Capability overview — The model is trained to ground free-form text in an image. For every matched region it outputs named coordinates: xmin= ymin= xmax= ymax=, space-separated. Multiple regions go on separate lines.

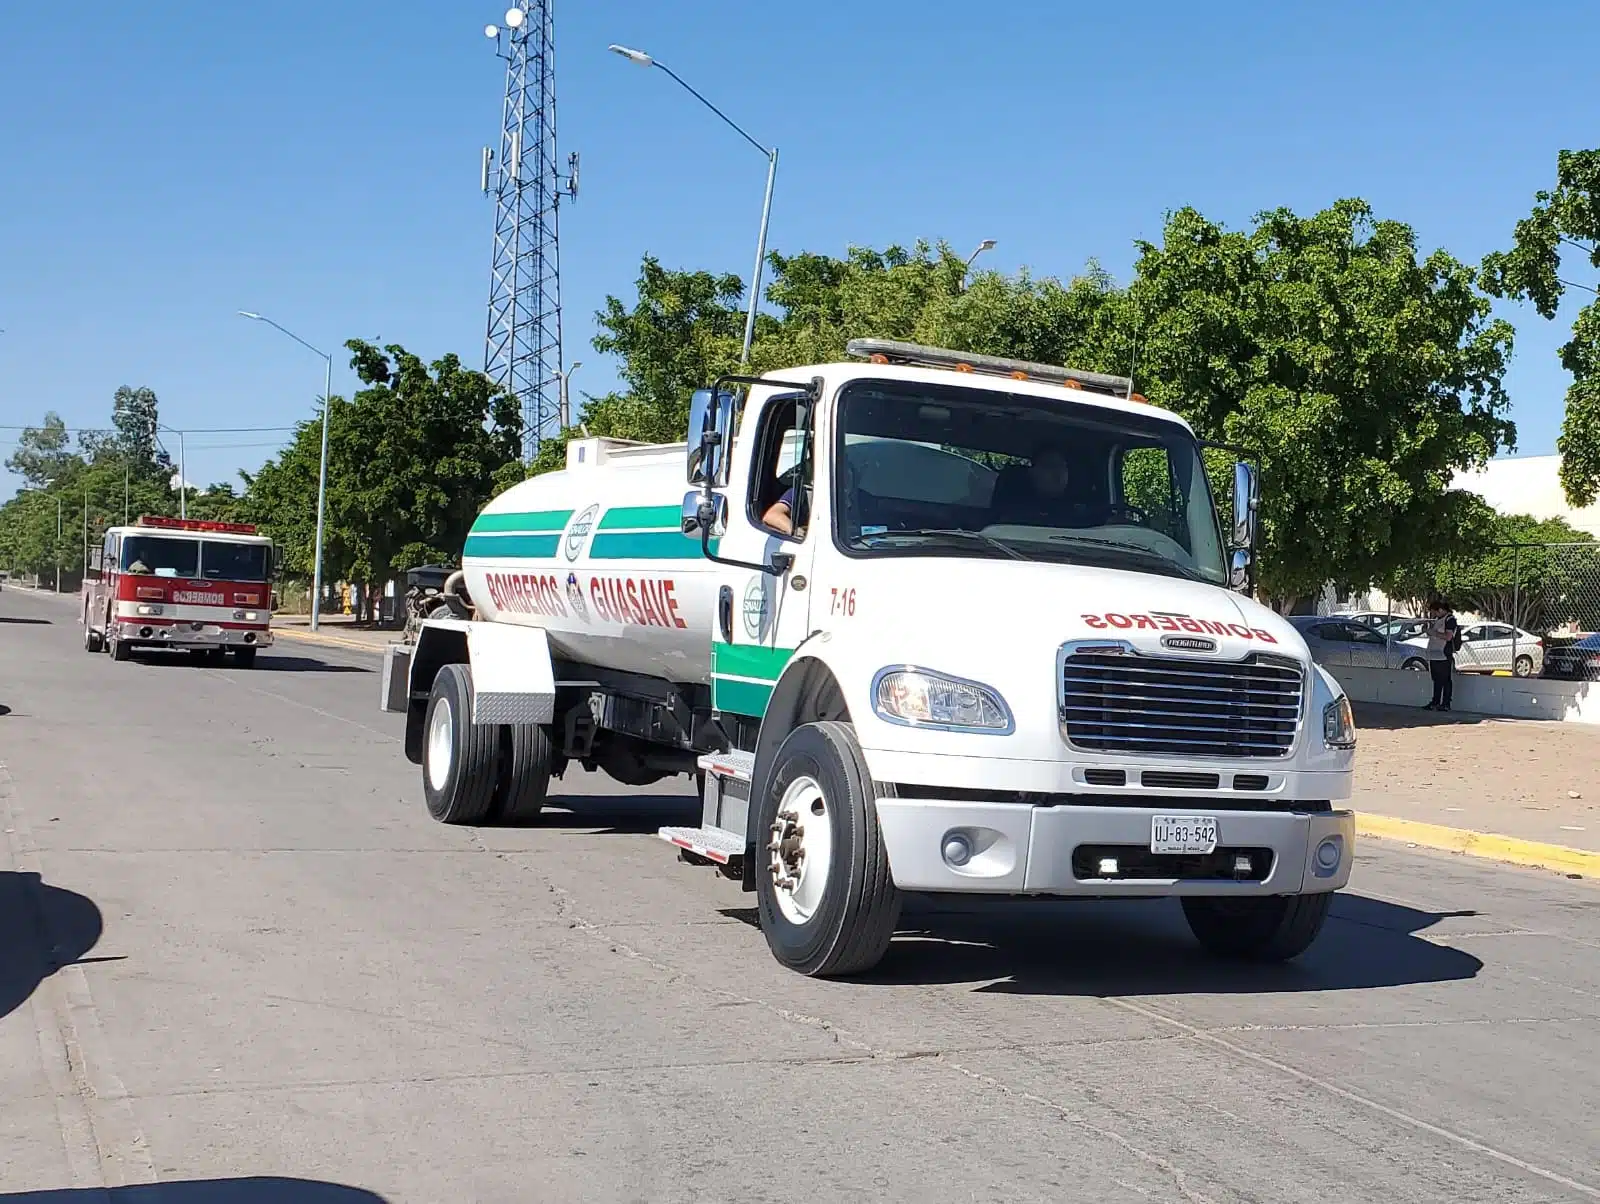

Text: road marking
xmin=1108 ymin=996 xmax=1600 ymax=1199
xmin=1357 ymin=813 xmax=1600 ymax=878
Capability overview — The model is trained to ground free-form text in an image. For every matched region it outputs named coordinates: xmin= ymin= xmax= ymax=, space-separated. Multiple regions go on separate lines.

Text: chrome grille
xmin=1059 ymin=649 xmax=1303 ymax=758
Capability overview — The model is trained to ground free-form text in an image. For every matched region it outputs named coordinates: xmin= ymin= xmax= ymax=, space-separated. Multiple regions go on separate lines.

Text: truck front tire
xmin=1181 ymin=892 xmax=1332 ymax=961
xmin=754 ymin=721 xmax=901 ymax=977
xmin=422 ymin=663 xmax=499 ymax=825
xmin=492 ymin=723 xmax=552 ymax=823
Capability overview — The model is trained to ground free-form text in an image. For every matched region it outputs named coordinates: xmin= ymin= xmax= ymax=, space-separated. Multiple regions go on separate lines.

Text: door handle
xmin=718 ymin=585 xmax=733 ymax=643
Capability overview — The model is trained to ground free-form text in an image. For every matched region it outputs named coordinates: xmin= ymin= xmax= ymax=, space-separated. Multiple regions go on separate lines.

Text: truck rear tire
xmin=84 ymin=620 xmax=102 ymax=654
xmin=421 ymin=663 xmax=499 ymax=825
xmin=492 ymin=723 xmax=552 ymax=823
xmin=1181 ymin=892 xmax=1332 ymax=961
xmin=754 ymin=721 xmax=901 ymax=977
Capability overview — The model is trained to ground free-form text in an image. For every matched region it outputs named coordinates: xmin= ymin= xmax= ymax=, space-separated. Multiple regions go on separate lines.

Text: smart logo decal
xmin=742 ymin=576 xmax=770 ymax=639
xmin=565 ymin=504 xmax=599 ymax=561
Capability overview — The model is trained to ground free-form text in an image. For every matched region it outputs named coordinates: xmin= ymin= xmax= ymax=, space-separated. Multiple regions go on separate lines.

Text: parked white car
xmin=1435 ymin=621 xmax=1543 ymax=677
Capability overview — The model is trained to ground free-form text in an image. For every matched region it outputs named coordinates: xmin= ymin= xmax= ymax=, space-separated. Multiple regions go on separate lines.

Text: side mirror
xmin=686 ymin=389 xmax=735 ymax=488
xmin=1230 ymin=548 xmax=1252 ymax=590
xmin=1231 ymin=460 xmax=1258 ymax=548
xmin=681 ymin=489 xmax=728 ymax=539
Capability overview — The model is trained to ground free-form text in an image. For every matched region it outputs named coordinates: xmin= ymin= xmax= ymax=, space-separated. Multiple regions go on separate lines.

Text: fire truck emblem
xmin=565 ymin=572 xmax=589 ymax=622
xmin=565 ymin=504 xmax=599 ymax=561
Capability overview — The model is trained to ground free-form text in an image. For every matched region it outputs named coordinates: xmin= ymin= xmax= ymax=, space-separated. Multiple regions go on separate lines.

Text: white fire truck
xmin=383 ymin=340 xmax=1357 ymax=976
xmin=82 ymin=515 xmax=277 ymax=665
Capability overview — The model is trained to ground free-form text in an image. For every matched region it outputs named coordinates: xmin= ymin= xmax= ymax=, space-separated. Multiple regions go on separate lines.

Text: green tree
xmin=1480 ymin=148 xmax=1600 ymax=507
xmin=1109 ymin=200 xmax=1516 ymax=604
xmin=240 ymin=343 xmax=522 ymax=603
xmin=5 ymin=413 xmax=79 ymax=488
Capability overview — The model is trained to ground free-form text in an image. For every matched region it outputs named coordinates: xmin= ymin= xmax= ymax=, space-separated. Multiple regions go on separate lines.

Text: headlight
xmin=136 ymin=603 xmax=163 ymax=616
xmin=1323 ymin=696 xmax=1356 ymax=749
xmin=233 ymin=610 xmax=261 ymax=621
xmin=872 ymin=667 xmax=1013 ymax=733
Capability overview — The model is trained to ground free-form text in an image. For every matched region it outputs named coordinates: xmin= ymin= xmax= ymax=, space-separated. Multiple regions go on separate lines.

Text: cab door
xmin=709 ymin=390 xmax=817 ymax=723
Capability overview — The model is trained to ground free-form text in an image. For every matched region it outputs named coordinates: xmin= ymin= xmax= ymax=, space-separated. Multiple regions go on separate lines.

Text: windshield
xmin=201 ymin=541 xmax=270 ymax=581
xmin=833 ymin=380 xmax=1228 ymax=584
xmin=121 ymin=535 xmax=200 ymax=578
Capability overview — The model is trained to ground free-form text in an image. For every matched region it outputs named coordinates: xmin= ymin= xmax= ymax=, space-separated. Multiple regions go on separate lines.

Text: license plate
xmin=1151 ymin=815 xmax=1218 ymax=855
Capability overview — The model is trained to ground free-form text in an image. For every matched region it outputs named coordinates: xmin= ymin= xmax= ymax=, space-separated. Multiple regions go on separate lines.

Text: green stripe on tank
xmin=469 ymin=509 xmax=574 ymax=534
xmin=713 ymin=677 xmax=775 ymax=716
xmin=589 ymin=531 xmax=705 ymax=560
xmin=711 ymin=641 xmax=795 ymax=682
xmin=597 ymin=504 xmax=682 ymax=531
xmin=462 ymin=533 xmax=561 ymax=558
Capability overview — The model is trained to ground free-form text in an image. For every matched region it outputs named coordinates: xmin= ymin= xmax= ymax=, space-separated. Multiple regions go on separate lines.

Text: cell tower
xmin=482 ymin=3 xmax=578 ymax=462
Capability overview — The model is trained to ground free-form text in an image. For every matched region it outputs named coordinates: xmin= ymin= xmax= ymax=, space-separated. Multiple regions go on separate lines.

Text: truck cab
xmin=389 ymin=339 xmax=1356 ymax=977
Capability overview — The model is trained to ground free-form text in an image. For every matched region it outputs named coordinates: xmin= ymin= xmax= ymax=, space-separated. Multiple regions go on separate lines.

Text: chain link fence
xmin=1424 ymin=541 xmax=1600 ymax=678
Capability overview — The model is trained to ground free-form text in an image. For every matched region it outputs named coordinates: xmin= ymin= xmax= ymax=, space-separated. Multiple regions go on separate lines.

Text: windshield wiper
xmin=858 ymin=528 xmax=1031 ymax=562
xmin=1041 ymin=532 xmax=1207 ymax=581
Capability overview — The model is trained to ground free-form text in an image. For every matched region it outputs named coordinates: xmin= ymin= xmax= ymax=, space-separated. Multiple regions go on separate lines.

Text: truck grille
xmin=1059 ymin=649 xmax=1303 ymax=758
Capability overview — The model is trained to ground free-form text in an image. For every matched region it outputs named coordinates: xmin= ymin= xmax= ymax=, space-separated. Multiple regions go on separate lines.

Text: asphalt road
xmin=2 ymin=586 xmax=1597 ymax=1204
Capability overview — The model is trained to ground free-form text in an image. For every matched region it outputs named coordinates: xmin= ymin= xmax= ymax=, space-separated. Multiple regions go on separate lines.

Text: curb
xmin=271 ymin=626 xmax=388 ymax=655
xmin=1357 ymin=813 xmax=1598 ymax=878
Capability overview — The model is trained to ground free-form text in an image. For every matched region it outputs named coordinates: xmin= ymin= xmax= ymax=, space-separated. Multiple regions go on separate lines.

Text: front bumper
xmin=875 ymin=798 xmax=1354 ymax=896
xmin=114 ymin=621 xmax=273 ymax=649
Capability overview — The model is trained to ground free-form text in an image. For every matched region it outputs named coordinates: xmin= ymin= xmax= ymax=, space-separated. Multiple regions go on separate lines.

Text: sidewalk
xmin=1352 ymin=703 xmax=1599 ymax=875
xmin=270 ymin=611 xmax=397 ymax=653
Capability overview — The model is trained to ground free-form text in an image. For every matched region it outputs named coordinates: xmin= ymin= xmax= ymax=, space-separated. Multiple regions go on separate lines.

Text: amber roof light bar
xmin=845 ymin=338 xmax=1134 ymax=399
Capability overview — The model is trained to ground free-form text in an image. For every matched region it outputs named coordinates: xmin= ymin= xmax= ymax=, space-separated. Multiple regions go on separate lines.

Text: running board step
xmin=697 ymin=750 xmax=754 ymax=782
xmin=659 ymin=825 xmax=746 ymax=865
xmin=697 ymin=749 xmax=752 ymax=784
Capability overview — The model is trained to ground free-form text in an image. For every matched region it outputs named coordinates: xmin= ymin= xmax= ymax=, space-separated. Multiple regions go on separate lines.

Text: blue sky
xmin=2 ymin=0 xmax=1597 ymax=500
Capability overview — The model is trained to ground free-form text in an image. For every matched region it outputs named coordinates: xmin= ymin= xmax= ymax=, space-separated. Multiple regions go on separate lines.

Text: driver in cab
xmin=990 ymin=444 xmax=1084 ymax=527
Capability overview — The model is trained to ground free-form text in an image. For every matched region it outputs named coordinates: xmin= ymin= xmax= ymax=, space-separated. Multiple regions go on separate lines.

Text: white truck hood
xmin=824 ymin=556 xmax=1301 ymax=663
xmin=814 ymin=556 xmax=1325 ymax=770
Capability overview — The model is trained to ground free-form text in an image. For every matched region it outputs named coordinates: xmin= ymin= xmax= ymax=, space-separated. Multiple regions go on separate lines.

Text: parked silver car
xmin=1295 ymin=615 xmax=1544 ymax=676
xmin=1289 ymin=616 xmax=1412 ymax=670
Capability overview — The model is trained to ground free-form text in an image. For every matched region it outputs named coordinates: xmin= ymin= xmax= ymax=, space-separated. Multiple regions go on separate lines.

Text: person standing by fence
xmin=1423 ymin=597 xmax=1460 ymax=712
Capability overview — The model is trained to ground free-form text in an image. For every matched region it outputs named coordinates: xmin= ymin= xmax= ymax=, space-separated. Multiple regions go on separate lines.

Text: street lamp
xmin=155 ymin=424 xmax=188 ymax=518
xmin=965 ymin=238 xmax=997 ymax=271
xmin=608 ymin=43 xmax=777 ymax=367
xmin=239 ymin=310 xmax=334 ymax=633
xmin=558 ymin=360 xmax=582 ymax=428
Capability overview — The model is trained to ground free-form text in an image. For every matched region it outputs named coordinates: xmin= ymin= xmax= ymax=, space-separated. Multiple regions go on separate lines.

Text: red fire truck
xmin=81 ymin=515 xmax=277 ymax=666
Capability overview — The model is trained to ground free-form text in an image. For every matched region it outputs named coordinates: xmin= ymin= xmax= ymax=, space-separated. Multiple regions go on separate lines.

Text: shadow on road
xmin=723 ymin=892 xmax=1483 ymax=995
xmin=116 ymin=652 xmax=368 ymax=674
xmin=1352 ymin=702 xmax=1497 ymax=729
xmin=500 ymin=788 xmax=699 ymax=834
xmin=0 ymin=704 xmax=11 ymax=716
xmin=256 ymin=655 xmax=370 ymax=674
xmin=0 ymin=871 xmax=103 ymax=1020
xmin=0 ymin=1179 xmax=387 ymax=1202
xmin=0 ymin=616 xmax=51 ymax=625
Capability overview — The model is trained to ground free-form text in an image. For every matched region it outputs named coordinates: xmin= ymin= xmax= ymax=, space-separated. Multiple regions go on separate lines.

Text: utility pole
xmin=124 ymin=464 xmax=129 ymax=525
xmin=483 ymin=3 xmax=577 ymax=463
xmin=55 ymin=495 xmax=61 ymax=593
xmin=83 ymin=487 xmax=88 ymax=583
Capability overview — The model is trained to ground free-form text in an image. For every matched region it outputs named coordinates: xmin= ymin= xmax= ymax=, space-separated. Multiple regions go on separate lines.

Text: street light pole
xmin=962 ymin=239 xmax=997 ymax=290
xmin=608 ymin=44 xmax=776 ymax=366
xmin=240 ymin=311 xmax=335 ymax=632
xmin=559 ymin=360 xmax=582 ymax=428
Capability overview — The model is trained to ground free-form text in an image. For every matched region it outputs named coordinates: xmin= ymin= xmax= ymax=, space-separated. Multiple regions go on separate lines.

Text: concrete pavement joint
xmin=1104 ymin=994 xmax=1600 ymax=1198
xmin=1 ymin=761 xmax=156 ymax=1189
